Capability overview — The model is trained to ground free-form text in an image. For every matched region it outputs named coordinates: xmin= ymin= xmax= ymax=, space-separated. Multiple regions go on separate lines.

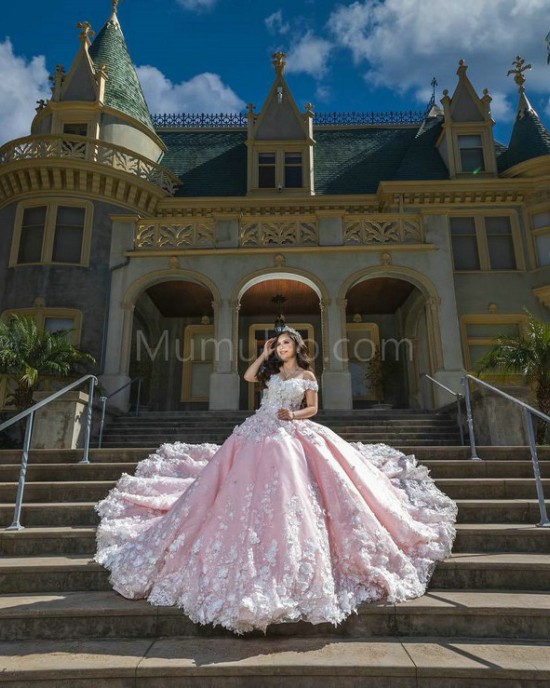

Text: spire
xmin=500 ymin=55 xmax=550 ymax=170
xmin=88 ymin=2 xmax=155 ymax=132
xmin=507 ymin=55 xmax=534 ymax=117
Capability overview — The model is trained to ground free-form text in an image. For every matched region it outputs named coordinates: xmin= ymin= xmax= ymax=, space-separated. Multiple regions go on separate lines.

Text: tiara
xmin=280 ymin=325 xmax=301 ymax=337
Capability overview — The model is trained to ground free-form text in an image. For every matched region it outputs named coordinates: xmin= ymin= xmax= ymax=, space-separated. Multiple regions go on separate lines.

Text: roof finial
xmin=112 ymin=0 xmax=120 ymax=14
xmin=428 ymin=77 xmax=438 ymax=108
xmin=507 ymin=55 xmax=532 ymax=92
xmin=545 ymin=29 xmax=550 ymax=64
xmin=76 ymin=21 xmax=95 ymax=46
xmin=272 ymin=51 xmax=286 ymax=77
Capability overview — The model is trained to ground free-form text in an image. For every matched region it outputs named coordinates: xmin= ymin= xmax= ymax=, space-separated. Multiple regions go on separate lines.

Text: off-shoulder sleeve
xmin=302 ymin=378 xmax=319 ymax=392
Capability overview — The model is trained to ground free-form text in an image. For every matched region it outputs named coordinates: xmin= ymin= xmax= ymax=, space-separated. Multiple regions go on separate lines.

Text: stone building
xmin=1 ymin=4 xmax=550 ymax=413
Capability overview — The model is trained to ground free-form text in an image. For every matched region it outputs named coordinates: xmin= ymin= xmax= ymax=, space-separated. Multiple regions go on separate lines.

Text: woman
xmin=95 ymin=326 xmax=457 ymax=635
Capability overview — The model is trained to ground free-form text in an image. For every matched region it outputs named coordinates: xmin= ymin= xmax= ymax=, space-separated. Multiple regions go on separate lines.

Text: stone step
xmin=0 ymin=527 xmax=97 ymax=556
xmin=1 ymin=460 xmax=549 ymax=483
xmin=1 ymin=446 xmax=549 ymax=465
xmin=2 ymin=524 xmax=548 ymax=558
xmin=1 ymin=553 xmax=548 ymax=595
xmin=1 ymin=477 xmax=548 ymax=504
xmin=2 ymin=499 xmax=549 ymax=529
xmin=106 ymin=417 xmax=457 ymax=430
xmin=0 ymin=590 xmax=548 ymax=642
xmin=1 ymin=636 xmax=548 ymax=687
xmin=99 ymin=439 xmax=463 ymax=449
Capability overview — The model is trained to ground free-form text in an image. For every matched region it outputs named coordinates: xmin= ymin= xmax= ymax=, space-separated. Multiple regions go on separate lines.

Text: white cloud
xmin=0 ymin=39 xmax=50 ymax=145
xmin=176 ymin=0 xmax=217 ymax=10
xmin=487 ymin=91 xmax=514 ymax=121
xmin=285 ymin=31 xmax=333 ymax=77
xmin=328 ymin=0 xmax=550 ymax=108
xmin=136 ymin=65 xmax=245 ymax=114
xmin=265 ymin=10 xmax=290 ymax=35
xmin=315 ymin=84 xmax=331 ymax=103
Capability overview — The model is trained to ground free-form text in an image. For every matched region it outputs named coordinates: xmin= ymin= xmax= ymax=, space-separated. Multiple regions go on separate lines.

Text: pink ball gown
xmin=94 ymin=374 xmax=457 ymax=635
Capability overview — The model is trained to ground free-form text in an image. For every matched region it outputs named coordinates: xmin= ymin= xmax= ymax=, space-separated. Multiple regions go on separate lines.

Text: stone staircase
xmin=0 ymin=445 xmax=549 ymax=686
xmin=97 ymin=409 xmax=463 ymax=447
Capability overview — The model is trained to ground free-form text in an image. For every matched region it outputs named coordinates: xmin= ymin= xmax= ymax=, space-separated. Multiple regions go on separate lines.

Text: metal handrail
xmin=462 ymin=373 xmax=549 ymax=528
xmin=0 ymin=374 xmax=98 ymax=531
xmin=421 ymin=373 xmax=464 ymax=446
xmin=97 ymin=377 xmax=142 ymax=449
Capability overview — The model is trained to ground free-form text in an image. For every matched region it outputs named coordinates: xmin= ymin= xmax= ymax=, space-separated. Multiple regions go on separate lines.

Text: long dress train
xmin=94 ymin=375 xmax=457 ymax=635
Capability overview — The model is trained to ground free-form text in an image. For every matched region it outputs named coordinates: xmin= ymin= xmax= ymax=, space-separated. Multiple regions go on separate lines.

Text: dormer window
xmin=63 ymin=122 xmax=89 ymax=137
xmin=258 ymin=152 xmax=276 ymax=188
xmin=458 ymin=135 xmax=485 ymax=172
xmin=284 ymin=152 xmax=303 ymax=188
xmin=256 ymin=151 xmax=305 ymax=190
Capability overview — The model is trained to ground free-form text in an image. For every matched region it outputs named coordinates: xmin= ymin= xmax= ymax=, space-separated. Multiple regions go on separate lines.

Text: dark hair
xmin=257 ymin=327 xmax=312 ymax=388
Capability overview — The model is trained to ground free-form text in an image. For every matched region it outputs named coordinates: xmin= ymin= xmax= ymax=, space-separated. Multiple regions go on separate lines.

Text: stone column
xmin=209 ymin=297 xmax=240 ymax=409
xmin=424 ymin=295 xmax=463 ymax=407
xmin=320 ymin=297 xmax=353 ymax=409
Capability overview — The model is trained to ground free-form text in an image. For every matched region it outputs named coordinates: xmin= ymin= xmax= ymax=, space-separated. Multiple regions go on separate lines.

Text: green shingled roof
xmin=160 ymin=131 xmax=248 ymax=196
xmin=158 ymin=122 xmax=450 ymax=197
xmin=392 ymin=116 xmax=449 ymax=181
xmin=89 ymin=15 xmax=154 ymax=132
xmin=497 ymin=106 xmax=550 ymax=172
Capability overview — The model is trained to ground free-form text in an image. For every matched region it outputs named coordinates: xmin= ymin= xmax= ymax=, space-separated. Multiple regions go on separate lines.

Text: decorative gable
xmin=437 ymin=60 xmax=497 ymax=178
xmin=246 ymin=52 xmax=314 ymax=196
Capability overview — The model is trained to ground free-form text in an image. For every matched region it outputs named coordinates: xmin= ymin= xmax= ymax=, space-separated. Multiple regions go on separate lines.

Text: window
xmin=449 ymin=215 xmax=520 ymax=271
xmin=52 ymin=207 xmax=86 ymax=263
xmin=485 ymin=216 xmax=516 ymax=269
xmin=284 ymin=152 xmax=303 ymax=188
xmin=17 ymin=206 xmax=46 ymax=264
xmin=531 ymin=211 xmax=550 ymax=267
xmin=458 ymin=135 xmax=485 ymax=173
xmin=1 ymin=308 xmax=82 ymax=346
xmin=450 ymin=217 xmax=480 ymax=270
xmin=256 ymin=150 xmax=305 ymax=190
xmin=461 ymin=316 xmax=525 ymax=371
xmin=10 ymin=201 xmax=92 ymax=267
xmin=258 ymin=153 xmax=276 ymax=188
xmin=63 ymin=122 xmax=88 ymax=137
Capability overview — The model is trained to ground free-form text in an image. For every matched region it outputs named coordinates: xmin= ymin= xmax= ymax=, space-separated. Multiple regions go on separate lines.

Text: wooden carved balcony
xmin=0 ymin=134 xmax=180 ymax=196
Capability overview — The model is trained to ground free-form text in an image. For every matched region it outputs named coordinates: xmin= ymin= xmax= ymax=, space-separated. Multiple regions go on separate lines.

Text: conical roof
xmin=88 ymin=10 xmax=154 ymax=132
xmin=499 ymin=92 xmax=550 ymax=171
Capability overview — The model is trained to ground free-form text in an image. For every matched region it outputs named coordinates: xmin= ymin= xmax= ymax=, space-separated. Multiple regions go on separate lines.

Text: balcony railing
xmin=133 ymin=214 xmax=428 ymax=250
xmin=150 ymin=110 xmax=426 ymax=128
xmin=343 ymin=215 xmax=424 ymax=244
xmin=0 ymin=135 xmax=180 ymax=196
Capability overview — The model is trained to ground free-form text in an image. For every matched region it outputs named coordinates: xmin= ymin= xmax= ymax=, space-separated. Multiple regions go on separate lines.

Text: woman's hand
xmin=262 ymin=337 xmax=277 ymax=360
xmin=277 ymin=408 xmax=294 ymax=421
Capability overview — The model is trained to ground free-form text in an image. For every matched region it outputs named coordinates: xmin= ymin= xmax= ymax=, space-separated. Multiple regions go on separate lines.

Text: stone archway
xmin=103 ymin=268 xmax=221 ymax=411
xmin=234 ymin=270 xmax=327 ymax=409
xmin=339 ymin=267 xmax=443 ymax=409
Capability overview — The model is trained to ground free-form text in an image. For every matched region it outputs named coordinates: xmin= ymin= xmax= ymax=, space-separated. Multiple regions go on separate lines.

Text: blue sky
xmin=1 ymin=0 xmax=550 ymax=145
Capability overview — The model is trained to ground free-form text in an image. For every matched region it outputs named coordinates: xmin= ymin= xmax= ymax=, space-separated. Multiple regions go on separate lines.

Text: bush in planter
xmin=477 ymin=310 xmax=550 ymax=443
xmin=0 ymin=315 xmax=96 ymax=411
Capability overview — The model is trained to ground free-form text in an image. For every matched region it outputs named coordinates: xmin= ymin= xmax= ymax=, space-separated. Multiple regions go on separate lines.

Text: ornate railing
xmin=314 ymin=110 xmax=425 ymax=126
xmin=152 ymin=113 xmax=248 ymax=128
xmin=240 ymin=220 xmax=318 ymax=247
xmin=151 ymin=110 xmax=426 ymax=129
xmin=343 ymin=215 xmax=424 ymax=244
xmin=133 ymin=216 xmax=426 ymax=250
xmin=135 ymin=220 xmax=215 ymax=249
xmin=0 ymin=135 xmax=180 ymax=195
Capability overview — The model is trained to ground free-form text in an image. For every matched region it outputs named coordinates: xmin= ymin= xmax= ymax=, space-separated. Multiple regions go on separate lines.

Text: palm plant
xmin=477 ymin=310 xmax=550 ymax=442
xmin=0 ymin=315 xmax=95 ymax=410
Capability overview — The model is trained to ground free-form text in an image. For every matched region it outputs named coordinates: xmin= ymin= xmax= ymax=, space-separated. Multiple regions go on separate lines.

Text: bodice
xmin=258 ymin=374 xmax=319 ymax=415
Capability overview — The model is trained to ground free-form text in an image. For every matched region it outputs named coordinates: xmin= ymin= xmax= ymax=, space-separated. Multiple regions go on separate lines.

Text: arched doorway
xmin=344 ymin=276 xmax=434 ymax=409
xmin=129 ymin=279 xmax=215 ymax=410
xmin=237 ymin=276 xmax=324 ymax=409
